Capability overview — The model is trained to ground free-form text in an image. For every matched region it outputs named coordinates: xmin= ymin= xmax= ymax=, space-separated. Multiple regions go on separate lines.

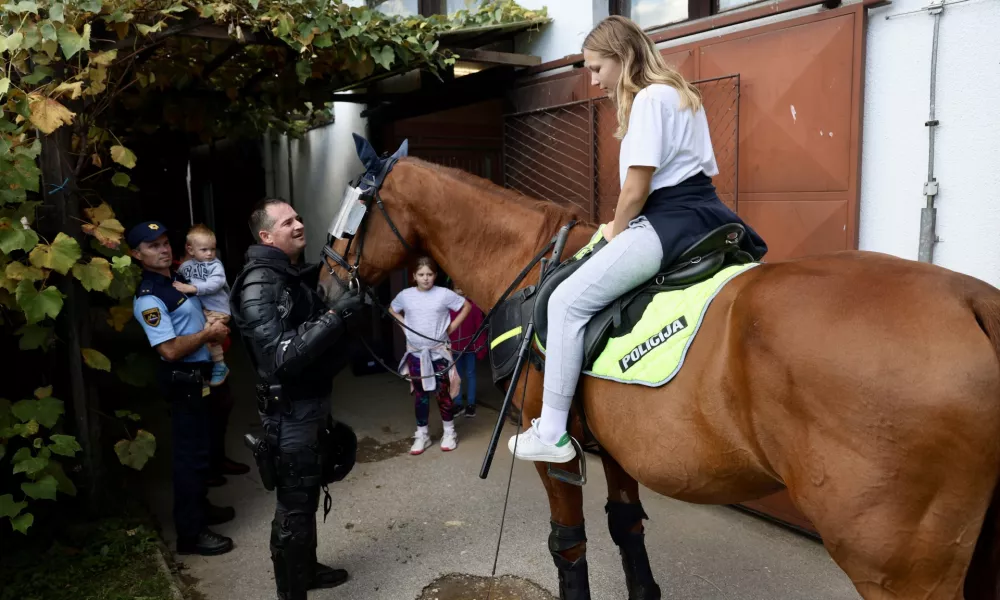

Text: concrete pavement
xmin=142 ymin=349 xmax=860 ymax=600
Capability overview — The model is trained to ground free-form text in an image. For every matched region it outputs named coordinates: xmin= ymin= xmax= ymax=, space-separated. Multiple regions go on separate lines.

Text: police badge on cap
xmin=126 ymin=221 xmax=168 ymax=248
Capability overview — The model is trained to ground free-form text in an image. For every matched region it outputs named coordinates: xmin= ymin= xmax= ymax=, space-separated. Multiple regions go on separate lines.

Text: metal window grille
xmin=503 ymin=74 xmax=740 ymax=222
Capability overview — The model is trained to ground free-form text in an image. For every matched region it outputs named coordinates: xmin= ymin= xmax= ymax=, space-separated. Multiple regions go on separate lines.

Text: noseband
xmin=321 ymin=155 xmax=414 ymax=294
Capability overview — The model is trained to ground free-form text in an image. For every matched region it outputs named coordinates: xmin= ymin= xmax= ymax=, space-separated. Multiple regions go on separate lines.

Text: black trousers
xmin=260 ymin=396 xmax=329 ymax=599
xmin=208 ymin=379 xmax=235 ymax=476
xmin=158 ymin=362 xmax=213 ymax=541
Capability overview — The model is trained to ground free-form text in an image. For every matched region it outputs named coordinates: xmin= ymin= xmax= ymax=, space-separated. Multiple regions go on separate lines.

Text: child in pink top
xmin=448 ymin=286 xmax=486 ymax=418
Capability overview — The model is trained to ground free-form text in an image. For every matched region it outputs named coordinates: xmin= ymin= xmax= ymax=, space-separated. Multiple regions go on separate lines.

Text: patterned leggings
xmin=407 ymin=356 xmax=454 ymax=427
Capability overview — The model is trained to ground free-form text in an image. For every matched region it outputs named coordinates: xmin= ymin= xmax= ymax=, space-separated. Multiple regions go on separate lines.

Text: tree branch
xmin=201 ymin=43 xmax=244 ymax=79
xmin=108 ymin=18 xmax=213 ymax=52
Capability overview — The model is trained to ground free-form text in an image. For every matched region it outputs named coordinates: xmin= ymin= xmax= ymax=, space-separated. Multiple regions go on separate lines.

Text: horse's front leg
xmin=519 ymin=365 xmax=591 ymax=600
xmin=534 ymin=459 xmax=591 ymax=600
xmin=603 ymin=456 xmax=661 ymax=600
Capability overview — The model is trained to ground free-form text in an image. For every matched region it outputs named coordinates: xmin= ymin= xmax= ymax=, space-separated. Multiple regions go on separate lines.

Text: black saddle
xmin=532 ymin=223 xmax=753 ymax=370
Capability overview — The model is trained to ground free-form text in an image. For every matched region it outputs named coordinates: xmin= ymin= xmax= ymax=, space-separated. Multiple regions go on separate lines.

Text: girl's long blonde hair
xmin=583 ymin=15 xmax=702 ymax=139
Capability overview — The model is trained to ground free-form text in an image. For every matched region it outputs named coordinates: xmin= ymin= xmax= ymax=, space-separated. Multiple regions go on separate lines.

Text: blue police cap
xmin=126 ymin=221 xmax=168 ymax=248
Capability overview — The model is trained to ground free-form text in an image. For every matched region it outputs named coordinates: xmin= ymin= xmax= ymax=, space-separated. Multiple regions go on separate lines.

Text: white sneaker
xmin=410 ymin=430 xmax=432 ymax=455
xmin=440 ymin=428 xmax=458 ymax=452
xmin=508 ymin=419 xmax=577 ymax=463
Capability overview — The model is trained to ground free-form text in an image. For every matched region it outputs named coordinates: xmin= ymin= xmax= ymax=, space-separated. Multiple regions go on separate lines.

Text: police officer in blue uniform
xmin=129 ymin=221 xmax=235 ymax=556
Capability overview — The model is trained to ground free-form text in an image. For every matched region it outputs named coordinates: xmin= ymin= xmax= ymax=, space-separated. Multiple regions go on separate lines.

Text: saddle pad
xmin=584 ymin=263 xmax=758 ymax=386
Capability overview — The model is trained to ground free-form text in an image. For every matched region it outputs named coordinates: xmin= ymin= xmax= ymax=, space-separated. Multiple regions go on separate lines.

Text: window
xmin=364 ymin=0 xmax=454 ymax=16
xmin=611 ymin=0 xmax=765 ymax=29
xmin=367 ymin=0 xmax=419 ymax=17
xmin=716 ymin=0 xmax=763 ymax=10
xmin=615 ymin=0 xmax=689 ymax=28
xmin=446 ymin=0 xmax=478 ymax=15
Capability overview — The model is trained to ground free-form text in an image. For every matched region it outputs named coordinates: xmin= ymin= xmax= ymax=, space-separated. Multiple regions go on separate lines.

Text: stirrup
xmin=546 ymin=437 xmax=587 ymax=486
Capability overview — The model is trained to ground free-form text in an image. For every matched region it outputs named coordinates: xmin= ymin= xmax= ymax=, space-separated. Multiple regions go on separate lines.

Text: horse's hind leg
xmin=535 ymin=460 xmax=591 ymax=600
xmin=789 ymin=455 xmax=996 ymax=599
xmin=603 ymin=455 xmax=662 ymax=600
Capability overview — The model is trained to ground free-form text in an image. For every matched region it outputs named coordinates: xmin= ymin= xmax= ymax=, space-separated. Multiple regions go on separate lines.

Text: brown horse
xmin=320 ymin=157 xmax=1000 ymax=600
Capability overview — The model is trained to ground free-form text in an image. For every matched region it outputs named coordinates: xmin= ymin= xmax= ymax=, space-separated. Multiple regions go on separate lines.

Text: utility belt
xmin=242 ymin=424 xmax=330 ymax=492
xmin=255 ymin=382 xmax=284 ymax=414
xmin=244 ymin=401 xmax=357 ymax=499
xmin=254 ymin=380 xmax=327 ymax=414
xmin=158 ymin=362 xmax=212 ymax=388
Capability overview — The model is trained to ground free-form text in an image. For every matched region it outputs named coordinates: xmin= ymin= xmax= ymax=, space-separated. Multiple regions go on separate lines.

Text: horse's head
xmin=319 ymin=134 xmax=418 ymax=302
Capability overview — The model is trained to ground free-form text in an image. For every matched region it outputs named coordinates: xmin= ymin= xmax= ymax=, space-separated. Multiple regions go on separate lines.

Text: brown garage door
xmin=504 ymin=2 xmax=869 ymax=535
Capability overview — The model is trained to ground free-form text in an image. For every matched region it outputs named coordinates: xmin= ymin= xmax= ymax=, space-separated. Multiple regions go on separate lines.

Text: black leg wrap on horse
xmin=606 ymin=502 xmax=661 ymax=600
xmin=549 ymin=521 xmax=591 ymax=600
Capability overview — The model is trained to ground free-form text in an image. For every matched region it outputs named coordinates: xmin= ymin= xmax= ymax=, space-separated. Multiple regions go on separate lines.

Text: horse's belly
xmin=581 ymin=378 xmax=781 ymax=505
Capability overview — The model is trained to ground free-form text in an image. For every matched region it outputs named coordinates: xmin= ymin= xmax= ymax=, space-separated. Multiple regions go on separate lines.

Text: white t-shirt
xmin=619 ymin=84 xmax=719 ymax=191
xmin=390 ymin=286 xmax=466 ymax=359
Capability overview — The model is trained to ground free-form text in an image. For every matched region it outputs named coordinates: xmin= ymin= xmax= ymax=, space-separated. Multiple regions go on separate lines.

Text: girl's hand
xmin=173 ymin=281 xmax=197 ymax=295
xmin=602 ymin=221 xmax=615 ymax=242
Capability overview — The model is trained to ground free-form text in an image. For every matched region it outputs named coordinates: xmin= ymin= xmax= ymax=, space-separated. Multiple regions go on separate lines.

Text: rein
xmin=320 ymin=158 xmax=576 ymax=382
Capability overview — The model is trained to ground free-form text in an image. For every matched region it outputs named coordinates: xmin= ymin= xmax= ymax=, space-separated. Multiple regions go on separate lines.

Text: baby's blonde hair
xmin=186 ymin=223 xmax=216 ymax=246
xmin=583 ymin=16 xmax=703 ymax=139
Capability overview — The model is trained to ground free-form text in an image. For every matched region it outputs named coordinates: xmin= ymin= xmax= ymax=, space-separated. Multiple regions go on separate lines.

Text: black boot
xmin=177 ymin=529 xmax=234 ymax=556
xmin=219 ymin=457 xmax=251 ymax=475
xmin=607 ymin=502 xmax=660 ymax=600
xmin=310 ymin=562 xmax=349 ymax=589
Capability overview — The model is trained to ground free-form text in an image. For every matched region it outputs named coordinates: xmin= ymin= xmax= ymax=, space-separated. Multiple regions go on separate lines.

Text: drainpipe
xmin=917 ymin=0 xmax=945 ymax=263
xmin=286 ymin=135 xmax=295 ymax=208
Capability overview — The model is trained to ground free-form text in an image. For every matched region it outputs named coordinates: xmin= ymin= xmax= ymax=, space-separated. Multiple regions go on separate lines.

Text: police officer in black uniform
xmin=129 ymin=221 xmax=235 ymax=556
xmin=230 ymin=199 xmax=363 ymax=600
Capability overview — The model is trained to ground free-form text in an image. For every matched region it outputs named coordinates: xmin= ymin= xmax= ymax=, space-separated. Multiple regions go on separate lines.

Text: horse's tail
xmin=965 ymin=293 xmax=1000 ymax=599
xmin=967 ymin=483 xmax=1000 ymax=598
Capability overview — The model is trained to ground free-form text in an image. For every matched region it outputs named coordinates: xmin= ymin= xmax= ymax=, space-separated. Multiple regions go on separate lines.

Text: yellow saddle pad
xmin=584 ymin=263 xmax=758 ymax=386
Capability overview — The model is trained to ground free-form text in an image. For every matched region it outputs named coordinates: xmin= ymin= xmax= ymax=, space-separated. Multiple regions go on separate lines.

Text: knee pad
xmin=272 ymin=506 xmax=317 ymax=549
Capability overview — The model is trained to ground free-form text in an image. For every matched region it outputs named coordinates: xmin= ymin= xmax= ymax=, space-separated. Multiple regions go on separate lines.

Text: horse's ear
xmin=352 ymin=133 xmax=381 ymax=174
xmin=390 ymin=139 xmax=409 ymax=161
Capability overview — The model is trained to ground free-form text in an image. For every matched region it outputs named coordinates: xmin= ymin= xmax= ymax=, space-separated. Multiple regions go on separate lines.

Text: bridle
xmin=319 ymin=155 xmax=578 ymax=379
xmin=320 ymin=155 xmax=410 ymax=295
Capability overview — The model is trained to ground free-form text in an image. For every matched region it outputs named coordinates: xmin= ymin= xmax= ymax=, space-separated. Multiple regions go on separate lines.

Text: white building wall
xmin=263 ymin=102 xmax=368 ymax=260
xmin=516 ymin=0 xmax=1000 ymax=288
xmin=860 ymin=0 xmax=1000 ymax=287
xmin=263 ymin=1 xmax=1000 ymax=288
xmin=514 ymin=0 xmax=610 ymax=63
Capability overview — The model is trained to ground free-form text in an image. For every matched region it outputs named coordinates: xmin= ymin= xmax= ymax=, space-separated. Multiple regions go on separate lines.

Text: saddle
xmin=489 ymin=223 xmax=754 ymax=385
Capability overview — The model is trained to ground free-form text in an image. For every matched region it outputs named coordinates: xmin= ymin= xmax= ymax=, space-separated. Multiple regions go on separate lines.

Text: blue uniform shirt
xmin=133 ymin=269 xmax=211 ymax=363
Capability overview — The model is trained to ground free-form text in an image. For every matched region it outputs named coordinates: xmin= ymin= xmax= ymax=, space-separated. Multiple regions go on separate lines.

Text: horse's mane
xmin=401 ymin=157 xmax=592 ymax=228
